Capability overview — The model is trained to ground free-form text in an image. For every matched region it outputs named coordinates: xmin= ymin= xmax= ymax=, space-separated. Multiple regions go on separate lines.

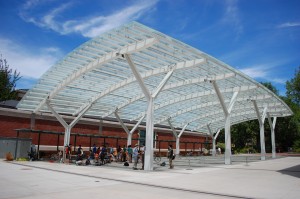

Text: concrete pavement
xmin=0 ymin=156 xmax=299 ymax=199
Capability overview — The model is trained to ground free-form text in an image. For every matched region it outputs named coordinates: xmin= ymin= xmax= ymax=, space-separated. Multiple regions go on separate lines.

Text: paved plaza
xmin=0 ymin=155 xmax=299 ymax=199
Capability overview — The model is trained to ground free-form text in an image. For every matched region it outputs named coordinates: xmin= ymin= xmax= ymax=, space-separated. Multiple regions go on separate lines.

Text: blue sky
xmin=1 ymin=0 xmax=299 ymax=96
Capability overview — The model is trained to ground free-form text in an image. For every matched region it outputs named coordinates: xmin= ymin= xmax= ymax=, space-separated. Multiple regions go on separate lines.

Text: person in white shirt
xmin=132 ymin=144 xmax=139 ymax=170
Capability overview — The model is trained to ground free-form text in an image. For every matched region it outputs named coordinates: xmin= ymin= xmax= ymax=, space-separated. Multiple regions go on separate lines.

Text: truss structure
xmin=17 ymin=22 xmax=293 ymax=170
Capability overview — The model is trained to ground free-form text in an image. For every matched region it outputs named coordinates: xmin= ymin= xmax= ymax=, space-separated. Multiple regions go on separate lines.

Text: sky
xmin=1 ymin=0 xmax=299 ymax=96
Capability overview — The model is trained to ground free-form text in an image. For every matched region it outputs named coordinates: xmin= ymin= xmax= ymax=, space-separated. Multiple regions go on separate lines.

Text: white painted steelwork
xmin=17 ymin=22 xmax=293 ymax=168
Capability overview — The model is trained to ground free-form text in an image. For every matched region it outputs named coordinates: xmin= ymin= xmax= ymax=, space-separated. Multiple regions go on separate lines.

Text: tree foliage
xmin=216 ymin=76 xmax=300 ymax=153
xmin=262 ymin=81 xmax=279 ymax=95
xmin=0 ymin=56 xmax=21 ymax=101
xmin=286 ymin=66 xmax=300 ymax=106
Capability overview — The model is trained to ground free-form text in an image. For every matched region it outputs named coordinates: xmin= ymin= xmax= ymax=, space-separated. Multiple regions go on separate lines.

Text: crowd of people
xmin=63 ymin=143 xmax=146 ymax=169
xmin=60 ymin=143 xmax=178 ymax=170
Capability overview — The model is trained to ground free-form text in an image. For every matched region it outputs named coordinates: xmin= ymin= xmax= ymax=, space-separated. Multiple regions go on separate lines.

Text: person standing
xmin=132 ymin=144 xmax=139 ymax=170
xmin=92 ymin=144 xmax=97 ymax=155
xmin=100 ymin=145 xmax=107 ymax=165
xmin=140 ymin=144 xmax=145 ymax=170
xmin=117 ymin=145 xmax=122 ymax=162
xmin=168 ymin=144 xmax=174 ymax=169
xmin=217 ymin=147 xmax=221 ymax=155
xmin=65 ymin=144 xmax=72 ymax=162
xmin=127 ymin=145 xmax=133 ymax=163
xmin=77 ymin=145 xmax=83 ymax=161
xmin=122 ymin=145 xmax=127 ymax=162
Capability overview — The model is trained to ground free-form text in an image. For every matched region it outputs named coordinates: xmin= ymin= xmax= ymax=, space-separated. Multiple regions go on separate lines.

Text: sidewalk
xmin=0 ymin=156 xmax=299 ymax=199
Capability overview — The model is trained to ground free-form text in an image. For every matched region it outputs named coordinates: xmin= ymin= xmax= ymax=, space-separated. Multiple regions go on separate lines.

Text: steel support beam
xmin=267 ymin=113 xmax=277 ymax=158
xmin=211 ymin=81 xmax=238 ymax=164
xmin=126 ymin=54 xmax=153 ymax=170
xmin=167 ymin=119 xmax=178 ymax=138
xmin=125 ymin=54 xmax=174 ymax=171
xmin=253 ymin=101 xmax=267 ymax=160
xmin=152 ymin=69 xmax=174 ymax=98
xmin=224 ymin=115 xmax=231 ymax=164
xmin=175 ymin=123 xmax=189 ymax=155
xmin=207 ymin=124 xmax=218 ymax=157
xmin=125 ymin=54 xmax=151 ymax=100
xmin=114 ymin=110 xmax=130 ymax=134
xmin=144 ymin=97 xmax=154 ymax=170
xmin=69 ymin=103 xmax=93 ymax=128
xmin=211 ymin=81 xmax=229 ymax=116
xmin=34 ymin=38 xmax=157 ymax=113
xmin=207 ymin=124 xmax=215 ymax=156
xmin=46 ymin=99 xmax=92 ymax=163
xmin=46 ymin=100 xmax=68 ymax=129
xmin=127 ymin=115 xmax=146 ymax=146
xmin=168 ymin=119 xmax=188 ymax=155
xmin=78 ymin=59 xmax=205 ymax=117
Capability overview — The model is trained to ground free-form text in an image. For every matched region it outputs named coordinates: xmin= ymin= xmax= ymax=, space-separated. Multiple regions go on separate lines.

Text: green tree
xmin=282 ymin=67 xmax=300 ymax=151
xmin=286 ymin=66 xmax=300 ymax=106
xmin=217 ymin=80 xmax=300 ymax=153
xmin=262 ymin=81 xmax=279 ymax=95
xmin=276 ymin=97 xmax=300 ymax=151
xmin=0 ymin=56 xmax=21 ymax=101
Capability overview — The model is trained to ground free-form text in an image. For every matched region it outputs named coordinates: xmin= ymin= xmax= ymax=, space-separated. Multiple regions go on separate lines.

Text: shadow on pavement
xmin=278 ymin=164 xmax=300 ymax=178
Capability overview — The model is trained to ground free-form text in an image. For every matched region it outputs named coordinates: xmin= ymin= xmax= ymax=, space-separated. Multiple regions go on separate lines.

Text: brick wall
xmin=0 ymin=115 xmax=208 ymax=151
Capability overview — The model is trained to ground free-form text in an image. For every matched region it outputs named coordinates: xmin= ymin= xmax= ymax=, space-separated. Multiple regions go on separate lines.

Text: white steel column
xmin=168 ymin=120 xmax=188 ymax=155
xmin=46 ymin=99 xmax=93 ymax=162
xmin=115 ymin=110 xmax=146 ymax=146
xmin=168 ymin=119 xmax=178 ymax=138
xmin=214 ymin=129 xmax=221 ymax=155
xmin=224 ymin=115 xmax=231 ymax=163
xmin=125 ymin=54 xmax=174 ymax=171
xmin=267 ymin=113 xmax=277 ymax=158
xmin=211 ymin=80 xmax=238 ymax=165
xmin=207 ymin=125 xmax=220 ymax=157
xmin=46 ymin=101 xmax=69 ymax=162
xmin=145 ymin=97 xmax=154 ymax=170
xmin=177 ymin=123 xmax=188 ymax=155
xmin=207 ymin=124 xmax=216 ymax=156
xmin=129 ymin=115 xmax=146 ymax=146
xmin=253 ymin=101 xmax=267 ymax=160
xmin=114 ymin=110 xmax=130 ymax=134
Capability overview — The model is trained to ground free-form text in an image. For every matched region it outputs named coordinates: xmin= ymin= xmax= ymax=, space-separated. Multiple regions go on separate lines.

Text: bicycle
xmin=50 ymin=151 xmax=62 ymax=162
xmin=154 ymin=152 xmax=161 ymax=163
xmin=186 ymin=151 xmax=193 ymax=157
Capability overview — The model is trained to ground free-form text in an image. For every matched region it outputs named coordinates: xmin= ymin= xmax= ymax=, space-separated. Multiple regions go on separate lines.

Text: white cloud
xmin=240 ymin=65 xmax=268 ymax=79
xmin=240 ymin=64 xmax=288 ymax=85
xmin=22 ymin=0 xmax=40 ymax=10
xmin=277 ymin=22 xmax=300 ymax=28
xmin=222 ymin=0 xmax=243 ymax=39
xmin=0 ymin=38 xmax=62 ymax=79
xmin=19 ymin=0 xmax=159 ymax=38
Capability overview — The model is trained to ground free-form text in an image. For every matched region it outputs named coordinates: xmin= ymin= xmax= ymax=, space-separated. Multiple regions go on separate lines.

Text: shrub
xmin=5 ymin=152 xmax=14 ymax=161
xmin=216 ymin=142 xmax=225 ymax=152
xmin=293 ymin=140 xmax=300 ymax=152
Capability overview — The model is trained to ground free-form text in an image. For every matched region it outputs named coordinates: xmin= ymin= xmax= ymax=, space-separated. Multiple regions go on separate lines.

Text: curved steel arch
xmin=17 ymin=21 xmax=293 ymax=139
xmin=33 ymin=37 xmax=158 ymax=113
xmin=194 ymin=107 xmax=289 ymax=133
xmin=131 ymin=85 xmax=258 ymax=121
xmin=73 ymin=58 xmax=205 ymax=116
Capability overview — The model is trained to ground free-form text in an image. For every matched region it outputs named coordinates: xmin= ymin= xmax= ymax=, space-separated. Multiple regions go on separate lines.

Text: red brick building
xmin=0 ymin=105 xmax=208 ymax=155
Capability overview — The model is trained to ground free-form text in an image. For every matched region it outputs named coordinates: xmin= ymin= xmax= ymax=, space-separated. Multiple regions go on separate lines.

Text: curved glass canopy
xmin=17 ymin=22 xmax=293 ymax=135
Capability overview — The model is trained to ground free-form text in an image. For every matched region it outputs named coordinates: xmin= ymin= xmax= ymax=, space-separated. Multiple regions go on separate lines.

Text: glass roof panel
xmin=17 ymin=22 xmax=293 ymax=135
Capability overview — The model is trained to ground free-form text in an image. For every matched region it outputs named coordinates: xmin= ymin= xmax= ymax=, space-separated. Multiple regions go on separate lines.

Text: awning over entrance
xmin=17 ymin=22 xmax=292 ymax=133
xmin=17 ymin=22 xmax=293 ymax=169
